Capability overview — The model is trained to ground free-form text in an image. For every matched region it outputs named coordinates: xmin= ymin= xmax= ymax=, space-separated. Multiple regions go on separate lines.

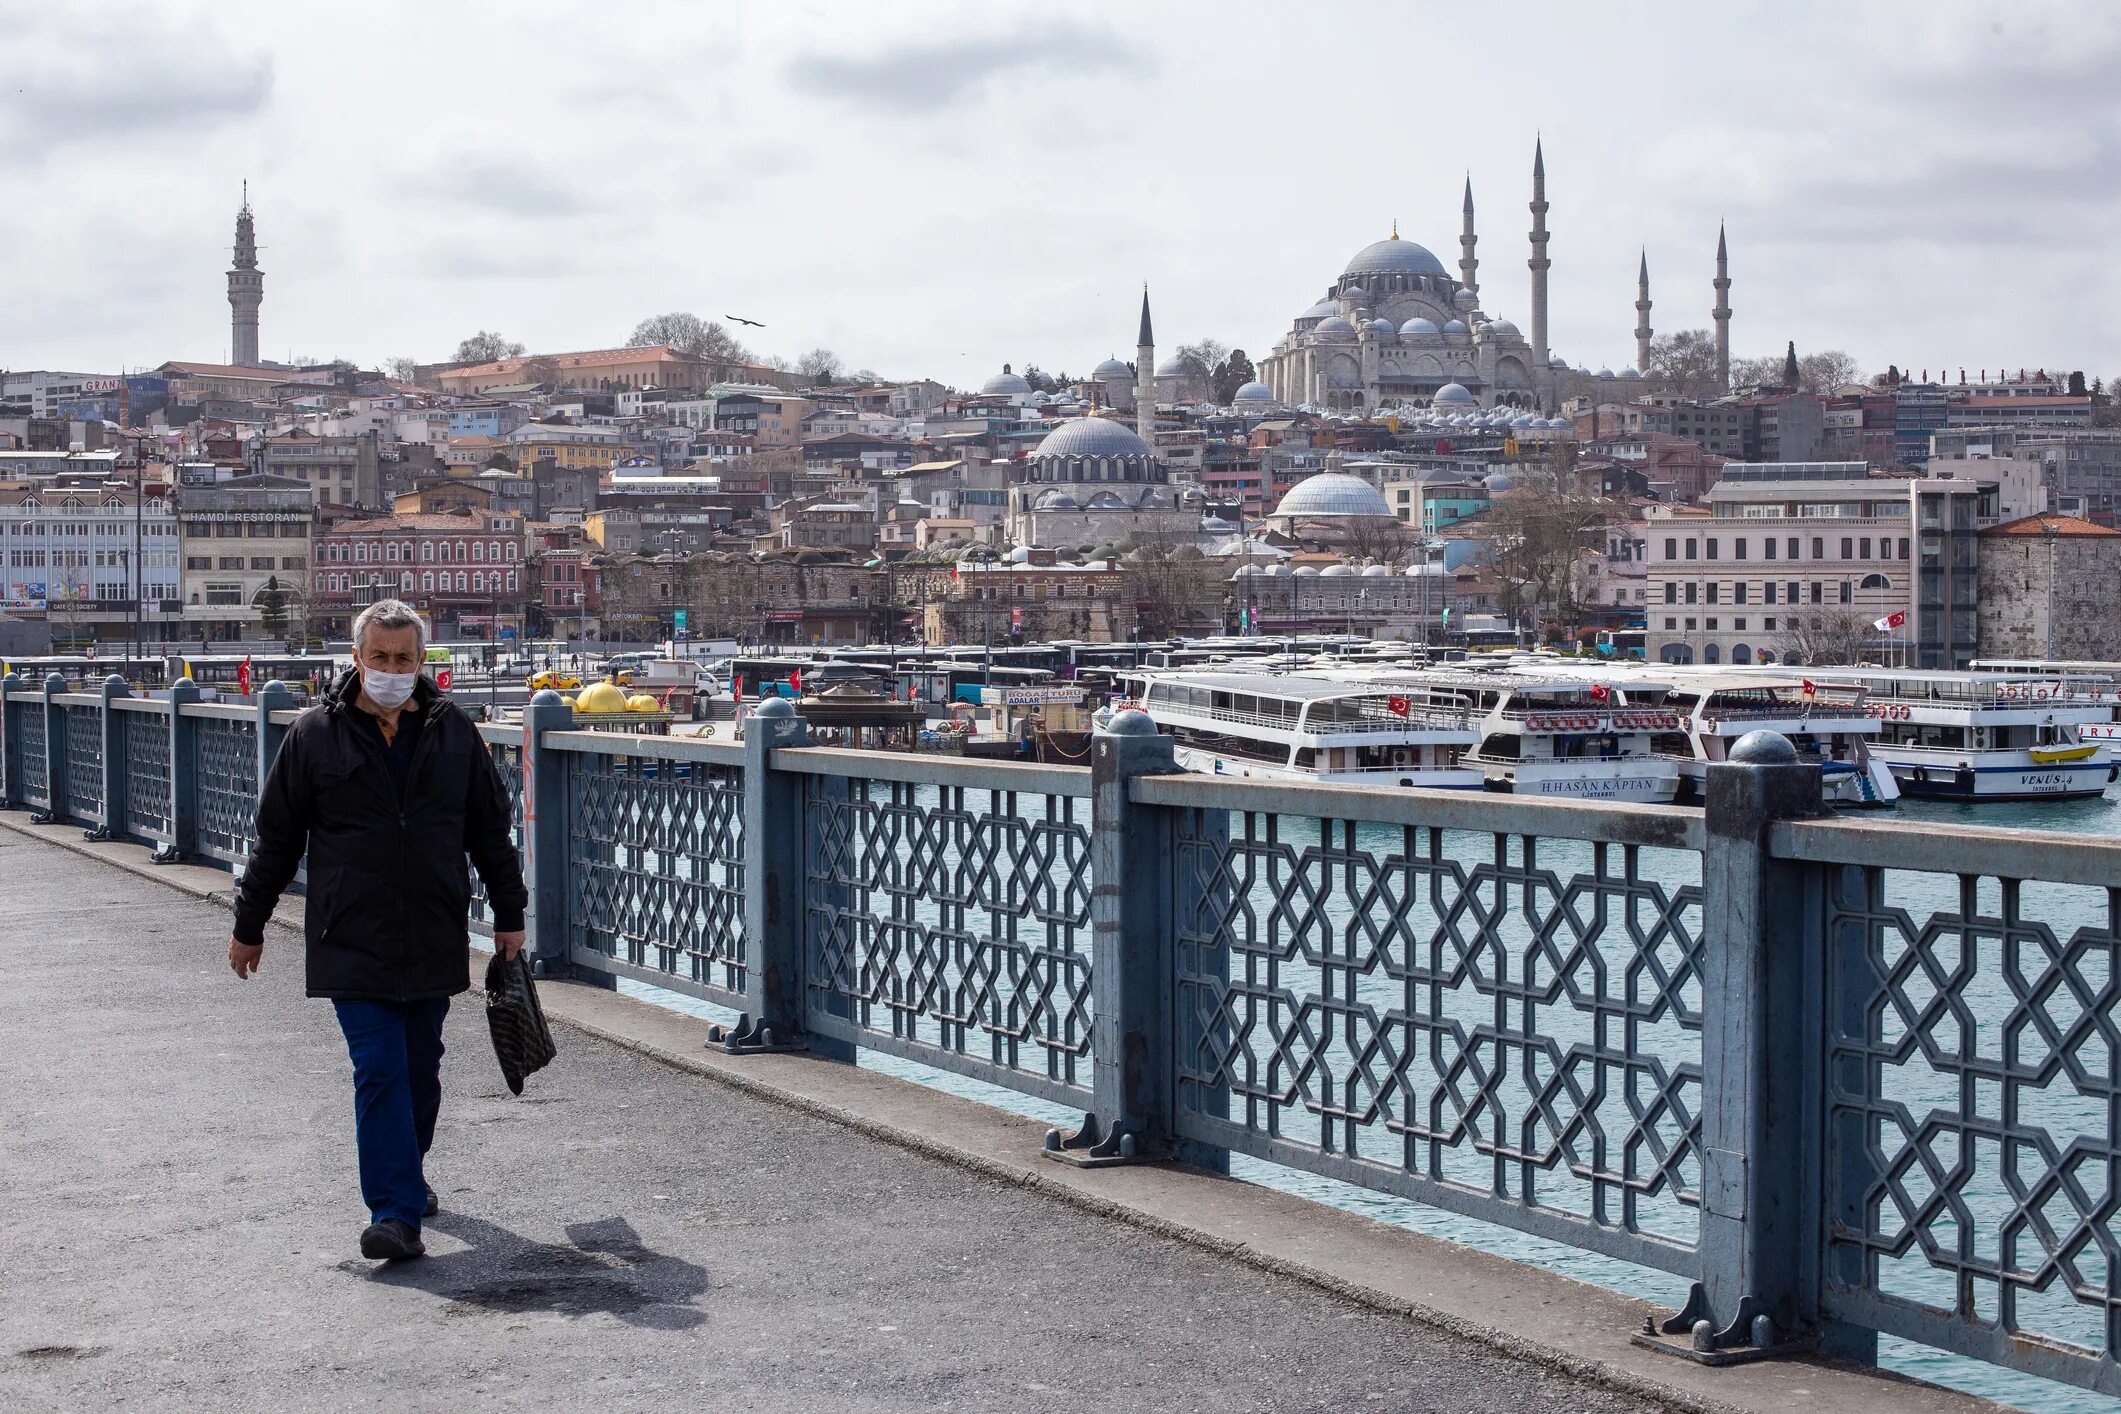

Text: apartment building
xmin=178 ymin=474 xmax=315 ymax=641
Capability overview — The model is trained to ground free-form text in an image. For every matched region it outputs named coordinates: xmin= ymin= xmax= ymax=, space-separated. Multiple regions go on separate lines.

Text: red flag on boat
xmin=237 ymin=654 xmax=252 ymax=695
xmin=1386 ymin=695 xmax=1410 ymax=717
xmin=1587 ymin=683 xmax=1610 ymax=701
xmin=1801 ymin=678 xmax=1817 ymax=698
xmin=789 ymin=668 xmax=803 ymax=694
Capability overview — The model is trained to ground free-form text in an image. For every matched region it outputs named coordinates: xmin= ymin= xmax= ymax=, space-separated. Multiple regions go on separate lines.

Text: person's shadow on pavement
xmin=360 ymin=1212 xmax=708 ymax=1330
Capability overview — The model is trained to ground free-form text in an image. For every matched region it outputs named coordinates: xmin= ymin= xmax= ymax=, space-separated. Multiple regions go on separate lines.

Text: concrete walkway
xmin=0 ymin=826 xmax=1661 ymax=1413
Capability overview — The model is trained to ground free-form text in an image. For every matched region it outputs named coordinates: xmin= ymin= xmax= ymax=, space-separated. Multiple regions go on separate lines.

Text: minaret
xmin=227 ymin=183 xmax=263 ymax=367
xmin=1712 ymin=222 xmax=1732 ymax=391
xmin=1634 ymin=249 xmax=1653 ymax=372
xmin=1458 ymin=175 xmax=1479 ymax=299
xmin=1134 ymin=285 xmax=1156 ymax=443
xmin=1527 ymin=139 xmax=1550 ymax=394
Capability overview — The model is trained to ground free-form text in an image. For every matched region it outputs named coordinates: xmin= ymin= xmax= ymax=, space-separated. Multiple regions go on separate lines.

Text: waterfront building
xmin=309 ymin=510 xmax=526 ymax=638
xmin=1976 ymin=513 xmax=2121 ymax=662
xmin=0 ymin=480 xmax=180 ymax=643
xmin=177 ymin=474 xmax=314 ymax=642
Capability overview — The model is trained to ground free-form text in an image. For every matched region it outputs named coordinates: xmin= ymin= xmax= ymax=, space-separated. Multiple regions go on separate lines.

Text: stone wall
xmin=1978 ymin=533 xmax=2121 ymax=660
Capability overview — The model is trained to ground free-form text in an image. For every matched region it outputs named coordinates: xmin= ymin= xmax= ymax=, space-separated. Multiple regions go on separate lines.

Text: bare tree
xmin=1338 ymin=515 xmax=1414 ymax=564
xmin=1728 ymin=354 xmax=1786 ymax=390
xmin=382 ymin=356 xmax=420 ymax=383
xmin=795 ymin=349 xmax=846 ymax=386
xmin=626 ymin=313 xmax=753 ymax=378
xmin=1176 ymin=338 xmax=1229 ymax=375
xmin=518 ymin=356 xmax=563 ymax=390
xmin=1479 ymin=440 xmax=1615 ymax=637
xmin=1124 ymin=541 xmax=1224 ymax=638
xmin=1774 ymin=609 xmax=1878 ymax=666
xmin=1644 ymin=329 xmax=1726 ymax=399
xmin=454 ymin=331 xmax=525 ymax=364
xmin=1797 ymin=350 xmax=1861 ymax=395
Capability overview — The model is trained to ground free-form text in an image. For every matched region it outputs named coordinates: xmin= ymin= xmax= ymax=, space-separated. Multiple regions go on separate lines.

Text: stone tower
xmin=228 ymin=184 xmax=263 ymax=367
xmin=1527 ymin=140 xmax=1550 ymax=401
xmin=1712 ymin=222 xmax=1732 ymax=391
xmin=1135 ymin=286 xmax=1156 ymax=443
xmin=1458 ymin=175 xmax=1479 ymax=300
xmin=1634 ymin=249 xmax=1653 ymax=373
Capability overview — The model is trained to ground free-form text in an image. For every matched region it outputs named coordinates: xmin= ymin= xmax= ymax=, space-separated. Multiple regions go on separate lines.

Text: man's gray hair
xmin=351 ymin=598 xmax=429 ymax=655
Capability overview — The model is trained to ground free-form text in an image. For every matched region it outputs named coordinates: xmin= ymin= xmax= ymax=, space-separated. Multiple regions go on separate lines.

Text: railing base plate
xmin=1630 ymin=1330 xmax=1817 ymax=1367
xmin=1633 ymin=1286 xmax=1817 ymax=1366
xmin=705 ymin=1014 xmax=809 ymax=1056
xmin=1042 ymin=1113 xmax=1158 ymax=1168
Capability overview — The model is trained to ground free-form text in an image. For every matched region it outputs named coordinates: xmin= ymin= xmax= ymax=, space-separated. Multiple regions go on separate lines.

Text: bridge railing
xmin=6 ymin=677 xmax=2120 ymax=1399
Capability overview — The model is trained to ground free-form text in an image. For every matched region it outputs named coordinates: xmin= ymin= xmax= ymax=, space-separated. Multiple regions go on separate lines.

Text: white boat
xmin=1126 ymin=671 xmax=1484 ymax=788
xmin=1797 ymin=668 xmax=2116 ymax=801
xmin=1395 ymin=670 xmax=1684 ymax=804
xmin=1633 ymin=673 xmax=1900 ymax=807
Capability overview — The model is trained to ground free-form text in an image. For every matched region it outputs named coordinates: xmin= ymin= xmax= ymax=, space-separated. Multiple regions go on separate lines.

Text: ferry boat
xmin=1796 ymin=668 xmax=2116 ymax=800
xmin=1127 ymin=671 xmax=1485 ymax=788
xmin=1398 ymin=671 xmax=1684 ymax=804
xmin=1969 ymin=660 xmax=2121 ymax=745
xmin=1626 ymin=672 xmax=1899 ymax=807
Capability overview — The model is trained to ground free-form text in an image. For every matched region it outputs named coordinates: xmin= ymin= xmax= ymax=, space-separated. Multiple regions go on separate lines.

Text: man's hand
xmin=229 ymin=936 xmax=263 ymax=979
xmin=495 ymin=929 xmax=526 ymax=962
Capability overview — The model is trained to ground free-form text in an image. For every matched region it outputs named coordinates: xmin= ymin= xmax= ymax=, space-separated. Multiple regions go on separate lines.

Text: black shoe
xmin=360 ymin=1219 xmax=425 ymax=1261
xmin=424 ymin=1185 xmax=439 ymax=1218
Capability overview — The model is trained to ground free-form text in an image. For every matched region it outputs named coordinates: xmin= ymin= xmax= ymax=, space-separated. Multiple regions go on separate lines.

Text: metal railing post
xmin=162 ymin=677 xmax=200 ymax=864
xmin=255 ymin=679 xmax=295 ymax=787
xmin=0 ymin=671 xmax=21 ymax=808
xmin=729 ymin=697 xmax=826 ymax=1054
xmin=90 ymin=673 xmax=128 ymax=841
xmin=1049 ymin=707 xmax=1187 ymax=1166
xmin=1659 ymin=728 xmax=1833 ymax=1358
xmin=519 ymin=688 xmax=584 ymax=981
xmin=35 ymin=673 xmax=65 ymax=824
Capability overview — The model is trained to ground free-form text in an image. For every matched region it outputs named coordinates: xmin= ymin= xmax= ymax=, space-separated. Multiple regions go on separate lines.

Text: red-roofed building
xmin=1978 ymin=512 xmax=2121 ymax=660
xmin=310 ymin=510 xmax=528 ymax=638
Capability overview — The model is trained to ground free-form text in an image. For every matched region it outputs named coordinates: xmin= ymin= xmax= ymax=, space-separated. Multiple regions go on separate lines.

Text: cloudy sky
xmin=4 ymin=1 xmax=2116 ymax=386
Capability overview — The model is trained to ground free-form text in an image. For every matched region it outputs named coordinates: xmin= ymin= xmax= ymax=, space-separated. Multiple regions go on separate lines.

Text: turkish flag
xmin=789 ymin=668 xmax=803 ymax=694
xmin=1587 ymin=683 xmax=1611 ymax=701
xmin=1801 ymin=678 xmax=1817 ymax=697
xmin=435 ymin=666 xmax=452 ymax=691
xmin=237 ymin=655 xmax=252 ymax=695
xmin=1386 ymin=695 xmax=1410 ymax=717
xmin=1873 ymin=610 xmax=1907 ymax=631
xmin=733 ymin=674 xmax=745 ymax=702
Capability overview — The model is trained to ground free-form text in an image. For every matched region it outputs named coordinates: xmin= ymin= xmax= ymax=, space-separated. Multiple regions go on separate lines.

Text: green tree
xmin=2068 ymin=370 xmax=2089 ymax=397
xmin=1782 ymin=341 xmax=1801 ymax=390
xmin=1211 ymin=349 xmax=1257 ymax=404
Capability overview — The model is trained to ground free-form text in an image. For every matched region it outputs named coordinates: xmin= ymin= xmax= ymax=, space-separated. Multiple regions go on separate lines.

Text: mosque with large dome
xmin=1251 ymin=141 xmax=1719 ymax=416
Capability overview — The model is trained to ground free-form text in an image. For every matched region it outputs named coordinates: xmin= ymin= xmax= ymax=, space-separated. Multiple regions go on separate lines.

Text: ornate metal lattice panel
xmin=122 ymin=712 xmax=172 ymax=842
xmin=17 ymin=703 xmax=48 ymax=809
xmin=468 ymin=740 xmax=524 ymax=928
xmin=1823 ymin=863 xmax=2121 ymax=1393
xmin=804 ymin=776 xmax=1093 ymax=1102
xmin=61 ymin=706 xmax=102 ymax=822
xmin=568 ymin=752 xmax=746 ymax=1004
xmin=195 ymin=718 xmax=259 ymax=866
xmin=1172 ymin=810 xmax=1705 ymax=1273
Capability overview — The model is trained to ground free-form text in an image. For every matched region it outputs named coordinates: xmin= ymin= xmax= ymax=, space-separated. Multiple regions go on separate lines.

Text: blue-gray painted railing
xmin=5 ymin=684 xmax=2120 ymax=1399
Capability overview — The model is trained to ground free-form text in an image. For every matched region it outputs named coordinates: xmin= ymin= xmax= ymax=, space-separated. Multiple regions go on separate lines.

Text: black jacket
xmin=233 ymin=670 xmax=528 ymax=1002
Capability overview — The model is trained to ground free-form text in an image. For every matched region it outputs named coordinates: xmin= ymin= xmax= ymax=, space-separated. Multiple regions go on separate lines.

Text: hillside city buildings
xmin=5 ymin=188 xmax=2120 ymax=667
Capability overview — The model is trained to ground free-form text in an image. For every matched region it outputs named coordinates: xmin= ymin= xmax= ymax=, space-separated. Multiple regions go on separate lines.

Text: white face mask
xmin=362 ymin=669 xmax=418 ymax=711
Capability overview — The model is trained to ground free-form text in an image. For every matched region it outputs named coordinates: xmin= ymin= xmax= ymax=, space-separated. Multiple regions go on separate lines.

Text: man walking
xmin=228 ymin=599 xmax=527 ymax=1262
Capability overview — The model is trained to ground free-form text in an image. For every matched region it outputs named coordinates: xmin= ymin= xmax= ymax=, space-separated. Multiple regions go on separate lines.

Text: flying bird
xmin=725 ymin=315 xmax=764 ymax=328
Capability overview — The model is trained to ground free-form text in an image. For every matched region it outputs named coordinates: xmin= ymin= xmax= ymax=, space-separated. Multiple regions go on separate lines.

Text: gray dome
xmin=982 ymin=369 xmax=1032 ymax=396
xmin=1274 ymin=472 xmax=1393 ymax=520
xmin=1156 ymin=352 xmax=1209 ymax=378
xmin=1320 ymin=563 xmax=1355 ymax=577
xmin=1091 ymin=357 xmax=1132 ymax=379
xmin=1035 ymin=490 xmax=1081 ymax=510
xmin=1314 ymin=316 xmax=1356 ymax=336
xmin=1233 ymin=380 xmax=1274 ymax=402
xmin=1086 ymin=491 xmax=1129 ymax=509
xmin=1365 ymin=318 xmax=1396 ymax=337
xmin=1598 ymin=368 xmax=1615 ymax=379
xmin=1293 ymin=565 xmax=1320 ymax=577
xmin=1360 ymin=563 xmax=1394 ymax=577
xmin=1342 ymin=237 xmax=1448 ymax=279
xmin=1030 ymin=416 xmax=1153 ymax=459
xmin=1548 ymin=354 xmax=1570 ymax=369
xmin=1485 ymin=319 xmax=1520 ymax=337
xmin=1442 ymin=319 xmax=1468 ymax=336
xmin=1431 ymin=382 xmax=1477 ymax=407
xmin=1299 ymin=299 xmax=1340 ymax=321
xmin=1453 ymin=287 xmax=1480 ymax=310
xmin=1400 ymin=317 xmax=1441 ymax=339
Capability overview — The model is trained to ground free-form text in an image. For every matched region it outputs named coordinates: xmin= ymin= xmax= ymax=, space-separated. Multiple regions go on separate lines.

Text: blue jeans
xmin=332 ymin=997 xmax=449 ymax=1228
